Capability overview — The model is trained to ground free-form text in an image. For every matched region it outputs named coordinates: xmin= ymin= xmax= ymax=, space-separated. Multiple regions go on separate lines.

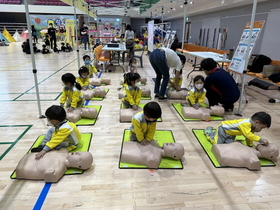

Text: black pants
xmin=50 ymin=36 xmax=57 ymax=49
xmin=206 ymin=88 xmax=236 ymax=110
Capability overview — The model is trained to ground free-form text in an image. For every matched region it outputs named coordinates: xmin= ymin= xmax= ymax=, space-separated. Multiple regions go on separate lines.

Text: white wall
xmin=260 ymin=9 xmax=280 ymax=60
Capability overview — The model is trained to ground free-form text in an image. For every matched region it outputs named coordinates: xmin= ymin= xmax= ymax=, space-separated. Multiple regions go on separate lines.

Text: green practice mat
xmin=10 ymin=133 xmax=92 ymax=179
xmin=90 ymin=89 xmax=109 ymax=101
xmin=119 ymin=129 xmax=183 ymax=169
xmin=120 ymin=103 xmax=162 ymax=122
xmin=75 ymin=105 xmax=102 ymax=126
xmin=141 ymin=95 xmax=151 ymax=100
xmin=192 ymin=129 xmax=276 ymax=168
xmin=172 ymin=103 xmax=224 ymax=121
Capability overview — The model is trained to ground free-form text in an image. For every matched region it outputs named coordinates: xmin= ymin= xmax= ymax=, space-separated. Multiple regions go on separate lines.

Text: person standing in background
xmin=48 ymin=23 xmax=57 ymax=49
xmin=80 ymin=22 xmax=90 ymax=50
xmin=31 ymin=25 xmax=38 ymax=44
xmin=124 ymin=24 xmax=135 ymax=57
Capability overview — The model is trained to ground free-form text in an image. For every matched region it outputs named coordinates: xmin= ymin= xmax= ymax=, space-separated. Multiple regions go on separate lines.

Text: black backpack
xmin=247 ymin=54 xmax=272 ymax=73
xmin=268 ymin=73 xmax=280 ymax=83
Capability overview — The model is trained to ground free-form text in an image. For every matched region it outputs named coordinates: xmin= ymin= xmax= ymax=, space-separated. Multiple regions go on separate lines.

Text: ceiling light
xmin=189 ymin=1 xmax=194 ymax=4
xmin=180 ymin=5 xmax=183 ymax=7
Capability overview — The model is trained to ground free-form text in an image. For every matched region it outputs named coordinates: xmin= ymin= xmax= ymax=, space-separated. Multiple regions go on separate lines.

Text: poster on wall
xmin=228 ymin=21 xmax=265 ymax=74
xmin=97 ymin=18 xmax=122 ymax=42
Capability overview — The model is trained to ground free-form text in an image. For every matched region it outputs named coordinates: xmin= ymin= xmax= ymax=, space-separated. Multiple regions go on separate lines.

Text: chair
xmin=94 ymin=45 xmax=110 ymax=72
xmin=132 ymin=48 xmax=144 ymax=68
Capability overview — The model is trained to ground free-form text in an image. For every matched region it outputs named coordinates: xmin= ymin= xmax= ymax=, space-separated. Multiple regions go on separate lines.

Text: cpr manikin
xmin=120 ymin=140 xmax=185 ymax=168
xmin=182 ymin=105 xmax=224 ymax=120
xmin=15 ymin=148 xmax=93 ymax=182
xmin=212 ymin=142 xmax=279 ymax=170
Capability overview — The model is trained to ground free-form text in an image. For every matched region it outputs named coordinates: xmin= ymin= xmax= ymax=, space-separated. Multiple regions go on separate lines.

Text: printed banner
xmin=65 ymin=19 xmax=75 ymax=47
xmin=60 ymin=0 xmax=97 ymax=18
xmin=29 ymin=14 xmax=74 ymax=37
xmin=228 ymin=21 xmax=265 ymax=74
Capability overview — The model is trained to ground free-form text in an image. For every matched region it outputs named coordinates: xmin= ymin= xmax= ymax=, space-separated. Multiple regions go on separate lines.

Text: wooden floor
xmin=1 ymin=42 xmax=280 ymax=210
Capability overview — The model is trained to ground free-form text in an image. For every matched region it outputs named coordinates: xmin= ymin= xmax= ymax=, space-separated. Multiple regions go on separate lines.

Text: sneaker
xmin=158 ymin=96 xmax=168 ymax=102
xmin=154 ymin=94 xmax=159 ymax=98
xmin=31 ymin=145 xmax=44 ymax=153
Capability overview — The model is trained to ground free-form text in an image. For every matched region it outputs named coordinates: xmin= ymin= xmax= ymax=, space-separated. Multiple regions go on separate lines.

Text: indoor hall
xmin=1 ymin=0 xmax=280 ymax=209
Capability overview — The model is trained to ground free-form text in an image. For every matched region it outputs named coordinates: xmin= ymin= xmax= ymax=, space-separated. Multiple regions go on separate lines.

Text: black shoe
xmin=154 ymin=94 xmax=159 ymax=98
xmin=31 ymin=145 xmax=44 ymax=153
xmin=223 ymin=104 xmax=234 ymax=112
xmin=158 ymin=96 xmax=168 ymax=102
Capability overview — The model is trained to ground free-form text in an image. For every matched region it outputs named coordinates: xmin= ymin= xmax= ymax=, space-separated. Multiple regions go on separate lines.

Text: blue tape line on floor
xmin=84 ymin=100 xmax=90 ymax=106
xmin=33 ymin=183 xmax=52 ymax=210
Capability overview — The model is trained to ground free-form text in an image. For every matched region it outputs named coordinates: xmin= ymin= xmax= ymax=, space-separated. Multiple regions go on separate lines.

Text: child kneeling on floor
xmin=130 ymin=102 xmax=162 ymax=146
xmin=60 ymin=73 xmax=85 ymax=113
xmin=181 ymin=75 xmax=206 ymax=109
xmin=204 ymin=111 xmax=270 ymax=146
xmin=121 ymin=72 xmax=142 ymax=110
xmin=31 ymin=105 xmax=81 ymax=160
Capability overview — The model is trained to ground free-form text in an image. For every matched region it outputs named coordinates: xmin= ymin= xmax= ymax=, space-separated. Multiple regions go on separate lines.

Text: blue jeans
xmin=149 ymin=49 xmax=170 ymax=97
xmin=82 ymin=35 xmax=89 ymax=50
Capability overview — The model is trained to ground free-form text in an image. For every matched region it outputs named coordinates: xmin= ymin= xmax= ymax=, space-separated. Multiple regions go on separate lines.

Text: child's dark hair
xmin=83 ymin=55 xmax=90 ymax=61
xmin=124 ymin=72 xmax=140 ymax=86
xmin=61 ymin=73 xmax=82 ymax=90
xmin=144 ymin=102 xmax=162 ymax=119
xmin=42 ymin=44 xmax=46 ymax=48
xmin=177 ymin=53 xmax=186 ymax=65
xmin=128 ymin=57 xmax=137 ymax=66
xmin=45 ymin=105 xmax=66 ymax=121
xmin=251 ymin=112 xmax=271 ymax=128
xmin=61 ymin=42 xmax=65 ymax=46
xmin=78 ymin=66 xmax=89 ymax=76
xmin=200 ymin=58 xmax=217 ymax=71
xmin=193 ymin=75 xmax=205 ymax=83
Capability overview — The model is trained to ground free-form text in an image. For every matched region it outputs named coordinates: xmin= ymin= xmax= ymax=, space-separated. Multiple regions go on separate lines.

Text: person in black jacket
xmin=48 ymin=23 xmax=57 ymax=49
xmin=201 ymin=58 xmax=240 ymax=111
xmin=31 ymin=25 xmax=38 ymax=43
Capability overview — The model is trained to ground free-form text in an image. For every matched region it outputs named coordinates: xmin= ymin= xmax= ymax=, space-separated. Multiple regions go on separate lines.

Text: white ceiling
xmin=94 ymin=0 xmax=269 ymax=20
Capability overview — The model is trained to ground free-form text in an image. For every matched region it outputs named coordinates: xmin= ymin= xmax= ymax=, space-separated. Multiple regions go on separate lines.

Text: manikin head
xmin=65 ymin=151 xmax=93 ymax=170
xmin=256 ymin=144 xmax=279 ymax=162
xmin=163 ymin=143 xmax=185 ymax=160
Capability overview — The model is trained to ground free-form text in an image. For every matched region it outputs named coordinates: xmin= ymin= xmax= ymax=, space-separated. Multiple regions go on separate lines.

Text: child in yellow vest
xmin=76 ymin=66 xmax=90 ymax=90
xmin=83 ymin=55 xmax=98 ymax=78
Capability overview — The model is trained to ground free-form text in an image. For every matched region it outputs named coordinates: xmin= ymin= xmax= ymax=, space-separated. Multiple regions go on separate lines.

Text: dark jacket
xmin=204 ymin=68 xmax=240 ymax=102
